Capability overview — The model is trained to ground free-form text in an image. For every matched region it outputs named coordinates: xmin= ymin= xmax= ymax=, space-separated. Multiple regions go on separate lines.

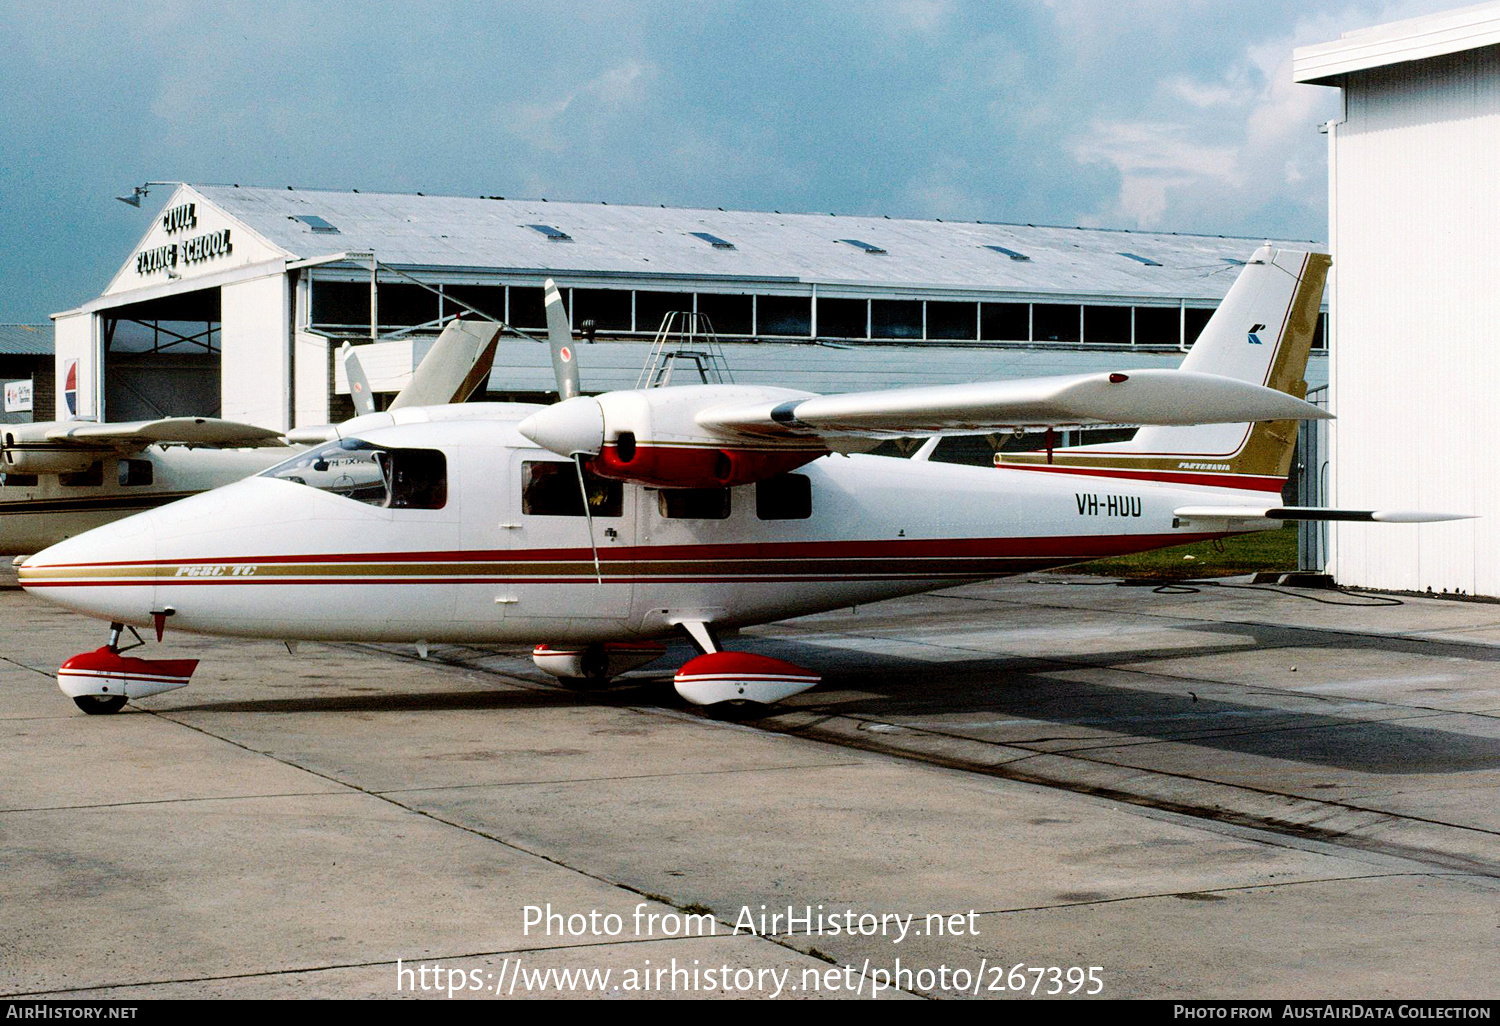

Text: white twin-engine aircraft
xmin=19 ymin=246 xmax=1469 ymax=714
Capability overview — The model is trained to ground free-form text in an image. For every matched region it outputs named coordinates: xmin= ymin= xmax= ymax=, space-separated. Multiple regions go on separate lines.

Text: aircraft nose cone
xmin=19 ymin=509 xmax=161 ymax=623
xmin=517 ymin=396 xmax=606 ymax=457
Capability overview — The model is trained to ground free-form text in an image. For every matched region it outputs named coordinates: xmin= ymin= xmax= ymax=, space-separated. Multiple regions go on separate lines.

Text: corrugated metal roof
xmin=194 ymin=185 xmax=1323 ymax=303
xmin=0 ymin=324 xmax=53 ymax=356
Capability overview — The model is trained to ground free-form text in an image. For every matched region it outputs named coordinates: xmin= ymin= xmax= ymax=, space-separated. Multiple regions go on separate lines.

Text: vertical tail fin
xmin=388 ymin=318 xmax=503 ymax=410
xmin=997 ymin=245 xmax=1329 ymax=492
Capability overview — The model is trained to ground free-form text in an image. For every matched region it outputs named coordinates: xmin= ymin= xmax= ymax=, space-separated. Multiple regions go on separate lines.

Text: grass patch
xmin=1059 ymin=524 xmax=1300 ymax=581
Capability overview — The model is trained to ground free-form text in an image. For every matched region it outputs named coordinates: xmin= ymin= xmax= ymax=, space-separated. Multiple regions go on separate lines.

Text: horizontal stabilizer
xmin=699 ymin=369 xmax=1332 ymax=440
xmin=1174 ymin=505 xmax=1475 ymax=525
xmin=46 ymin=418 xmax=285 ymax=449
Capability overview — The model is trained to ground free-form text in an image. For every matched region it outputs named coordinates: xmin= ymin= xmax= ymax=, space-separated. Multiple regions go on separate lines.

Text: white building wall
xmin=294 ymin=329 xmax=332 ymax=427
xmin=220 ymin=274 xmax=290 ymax=430
xmin=1327 ymin=47 xmax=1500 ymax=595
xmin=51 ymin=311 xmax=96 ymax=420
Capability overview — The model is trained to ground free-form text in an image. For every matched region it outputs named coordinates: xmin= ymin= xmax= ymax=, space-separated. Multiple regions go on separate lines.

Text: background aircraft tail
xmin=996 ymin=245 xmax=1330 ymax=493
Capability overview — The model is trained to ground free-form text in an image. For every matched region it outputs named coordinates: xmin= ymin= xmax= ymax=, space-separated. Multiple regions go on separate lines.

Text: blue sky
xmin=0 ymin=0 xmax=1459 ymax=322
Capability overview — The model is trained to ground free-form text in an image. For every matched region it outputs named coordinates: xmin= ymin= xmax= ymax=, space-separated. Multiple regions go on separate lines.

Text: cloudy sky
xmin=0 ymin=0 xmax=1461 ymax=322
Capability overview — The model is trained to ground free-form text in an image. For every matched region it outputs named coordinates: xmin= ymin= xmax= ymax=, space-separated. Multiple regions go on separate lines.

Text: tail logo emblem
xmin=1247 ymin=322 xmax=1266 ymax=345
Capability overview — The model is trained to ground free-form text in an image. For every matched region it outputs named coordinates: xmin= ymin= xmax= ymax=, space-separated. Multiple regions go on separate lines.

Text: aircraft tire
xmin=73 ymin=695 xmax=127 ymax=715
xmin=552 ymin=644 xmax=615 ymax=690
xmin=703 ymin=700 xmax=768 ymax=721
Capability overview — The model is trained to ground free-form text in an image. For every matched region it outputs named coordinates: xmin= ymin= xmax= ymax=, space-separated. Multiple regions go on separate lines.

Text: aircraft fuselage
xmin=18 ymin=411 xmax=1270 ymax=645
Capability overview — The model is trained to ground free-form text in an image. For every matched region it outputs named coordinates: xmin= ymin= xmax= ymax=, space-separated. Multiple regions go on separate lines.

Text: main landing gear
xmin=670 ymin=622 xmax=821 ymax=707
xmin=533 ymin=625 xmax=822 ymax=708
xmin=56 ymin=622 xmax=198 ymax=715
xmin=532 ymin=642 xmax=668 ymax=689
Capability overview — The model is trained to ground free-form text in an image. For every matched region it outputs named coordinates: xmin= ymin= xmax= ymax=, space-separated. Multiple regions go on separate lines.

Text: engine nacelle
xmin=517 ymin=385 xmax=829 ymax=489
xmin=1 ymin=425 xmax=111 ymax=475
xmin=591 ymin=439 xmax=821 ymax=489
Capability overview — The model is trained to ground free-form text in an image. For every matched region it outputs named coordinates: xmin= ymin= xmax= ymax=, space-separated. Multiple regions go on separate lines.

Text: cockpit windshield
xmin=260 ymin=438 xmax=447 ymax=509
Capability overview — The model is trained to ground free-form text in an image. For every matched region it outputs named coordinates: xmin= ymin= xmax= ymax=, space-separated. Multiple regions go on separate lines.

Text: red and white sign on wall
xmin=4 ymin=379 xmax=32 ymax=413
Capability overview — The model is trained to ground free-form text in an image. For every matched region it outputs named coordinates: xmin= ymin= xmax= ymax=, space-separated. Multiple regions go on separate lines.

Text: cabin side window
xmin=59 ymin=461 xmax=103 ymax=487
xmin=522 ymin=461 xmax=623 ymax=517
xmin=0 ymin=472 xmax=38 ymax=487
xmin=658 ymin=487 xmax=731 ymax=520
xmin=755 ymin=474 xmax=812 ymax=520
xmin=118 ymin=459 xmax=153 ymax=487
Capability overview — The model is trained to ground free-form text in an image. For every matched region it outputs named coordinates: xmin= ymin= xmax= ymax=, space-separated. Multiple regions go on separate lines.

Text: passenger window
xmin=523 ymin=461 xmax=623 ymax=517
xmin=0 ymin=472 xmax=38 ymax=487
xmin=118 ymin=459 xmax=154 ymax=487
xmin=659 ymin=488 xmax=731 ymax=520
xmin=756 ymin=474 xmax=811 ymax=520
xmin=59 ymin=461 xmax=103 ymax=487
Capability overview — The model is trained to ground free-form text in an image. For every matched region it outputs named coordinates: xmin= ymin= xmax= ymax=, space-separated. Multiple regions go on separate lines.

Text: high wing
xmin=693 ymin=369 xmax=1331 ymax=440
xmin=46 ymin=418 xmax=285 ymax=448
xmin=3 ymin=416 xmax=286 ymax=475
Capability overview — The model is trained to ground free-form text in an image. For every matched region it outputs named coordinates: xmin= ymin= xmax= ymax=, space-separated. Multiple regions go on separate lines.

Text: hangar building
xmin=52 ymin=184 xmax=1326 ymax=451
xmin=1295 ymin=3 xmax=1500 ymax=596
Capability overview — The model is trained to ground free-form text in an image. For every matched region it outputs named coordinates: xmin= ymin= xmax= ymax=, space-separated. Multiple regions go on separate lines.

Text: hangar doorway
xmin=100 ymin=288 xmax=221 ymax=421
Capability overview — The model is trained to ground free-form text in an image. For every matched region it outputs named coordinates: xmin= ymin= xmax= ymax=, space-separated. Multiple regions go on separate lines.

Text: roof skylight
xmin=690 ymin=231 xmax=736 ymax=250
xmin=982 ymin=245 xmax=1030 ymax=261
xmin=292 ymin=214 xmax=340 ymax=234
xmin=526 ymin=224 xmax=573 ymax=241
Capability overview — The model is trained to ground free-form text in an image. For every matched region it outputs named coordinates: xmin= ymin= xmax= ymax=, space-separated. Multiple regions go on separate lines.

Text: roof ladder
xmin=636 ymin=311 xmax=735 ymax=388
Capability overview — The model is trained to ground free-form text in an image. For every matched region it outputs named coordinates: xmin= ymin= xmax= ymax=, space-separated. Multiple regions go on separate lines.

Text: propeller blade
xmin=544 ymin=279 xmax=582 ymax=401
xmin=340 ymin=343 xmax=377 ymax=416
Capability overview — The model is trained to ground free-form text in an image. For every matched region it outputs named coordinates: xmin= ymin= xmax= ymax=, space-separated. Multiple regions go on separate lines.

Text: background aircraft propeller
xmin=544 ymin=278 xmax=582 ymax=402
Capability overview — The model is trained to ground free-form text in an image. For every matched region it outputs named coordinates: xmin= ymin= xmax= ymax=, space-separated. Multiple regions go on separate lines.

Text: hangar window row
xmin=307 ymin=280 xmax=1326 ymax=349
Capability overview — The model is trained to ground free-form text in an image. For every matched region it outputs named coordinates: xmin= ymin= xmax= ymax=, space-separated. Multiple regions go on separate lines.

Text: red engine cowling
xmin=517 ymin=387 xmax=829 ymax=489
xmin=590 ymin=436 xmax=823 ymax=489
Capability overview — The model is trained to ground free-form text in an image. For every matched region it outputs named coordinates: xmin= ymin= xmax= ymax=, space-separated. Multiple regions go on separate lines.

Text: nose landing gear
xmin=56 ymin=622 xmax=198 ymax=715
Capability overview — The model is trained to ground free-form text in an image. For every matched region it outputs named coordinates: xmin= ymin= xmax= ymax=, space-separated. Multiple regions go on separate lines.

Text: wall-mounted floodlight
xmin=114 ymin=181 xmax=183 ymax=208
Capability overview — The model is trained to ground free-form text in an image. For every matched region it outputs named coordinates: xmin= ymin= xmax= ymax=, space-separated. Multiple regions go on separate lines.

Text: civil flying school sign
xmin=134 ymin=202 xmax=233 ymax=277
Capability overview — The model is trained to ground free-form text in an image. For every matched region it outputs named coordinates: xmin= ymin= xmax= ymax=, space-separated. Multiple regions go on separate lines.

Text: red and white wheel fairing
xmin=673 ymin=651 xmax=820 ymax=705
xmin=532 ymin=642 xmax=666 ymax=680
xmin=57 ymin=647 xmax=198 ymax=701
